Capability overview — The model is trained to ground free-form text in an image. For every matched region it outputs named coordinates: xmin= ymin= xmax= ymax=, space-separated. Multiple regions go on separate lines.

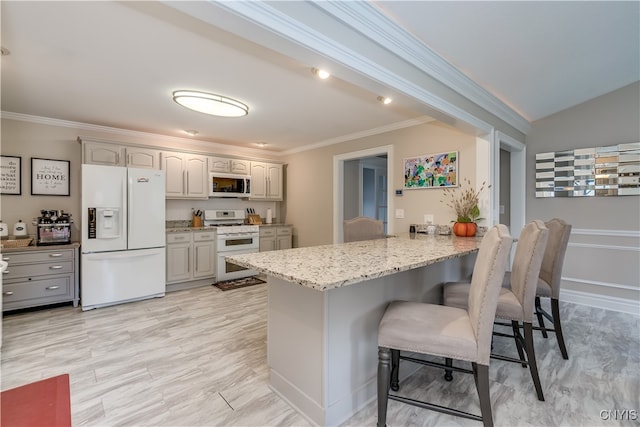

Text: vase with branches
xmin=441 ymin=178 xmax=488 ymax=236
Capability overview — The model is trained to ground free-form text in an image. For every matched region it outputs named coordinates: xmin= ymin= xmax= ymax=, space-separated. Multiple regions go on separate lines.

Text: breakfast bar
xmin=226 ymin=233 xmax=481 ymax=426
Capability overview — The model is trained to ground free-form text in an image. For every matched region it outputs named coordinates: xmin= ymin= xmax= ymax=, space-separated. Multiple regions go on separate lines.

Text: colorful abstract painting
xmin=404 ymin=151 xmax=458 ymax=189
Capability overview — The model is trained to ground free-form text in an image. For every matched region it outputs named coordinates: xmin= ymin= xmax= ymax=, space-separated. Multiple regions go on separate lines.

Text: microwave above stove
xmin=209 ymin=172 xmax=251 ymax=198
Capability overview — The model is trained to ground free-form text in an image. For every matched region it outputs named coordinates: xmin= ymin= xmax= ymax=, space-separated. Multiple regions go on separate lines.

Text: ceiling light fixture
xmin=377 ymin=96 xmax=392 ymax=105
xmin=311 ymin=68 xmax=331 ymax=80
xmin=173 ymin=90 xmax=249 ymax=118
xmin=184 ymin=129 xmax=199 ymax=137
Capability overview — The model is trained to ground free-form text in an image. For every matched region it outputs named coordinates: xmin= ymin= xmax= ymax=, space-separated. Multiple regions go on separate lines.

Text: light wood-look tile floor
xmin=1 ymin=283 xmax=638 ymax=426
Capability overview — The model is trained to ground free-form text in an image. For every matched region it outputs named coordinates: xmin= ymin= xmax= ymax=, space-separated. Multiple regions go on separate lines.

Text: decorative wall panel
xmin=535 ymin=142 xmax=640 ymax=197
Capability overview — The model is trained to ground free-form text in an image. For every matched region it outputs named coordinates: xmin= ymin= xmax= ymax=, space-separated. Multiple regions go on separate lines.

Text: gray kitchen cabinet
xmin=259 ymin=226 xmax=292 ymax=252
xmin=161 ymin=152 xmax=208 ymax=198
xmin=250 ymin=162 xmax=283 ymax=200
xmin=166 ymin=233 xmax=191 ymax=283
xmin=166 ymin=231 xmax=215 ymax=285
xmin=193 ymin=232 xmax=215 ymax=278
xmin=2 ymin=244 xmax=80 ymax=312
xmin=82 ymin=140 xmax=160 ymax=169
xmin=208 ymin=157 xmax=250 ymax=175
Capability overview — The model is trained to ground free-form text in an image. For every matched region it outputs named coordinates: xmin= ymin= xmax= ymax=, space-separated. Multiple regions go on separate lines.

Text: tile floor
xmin=1 ymin=283 xmax=638 ymax=426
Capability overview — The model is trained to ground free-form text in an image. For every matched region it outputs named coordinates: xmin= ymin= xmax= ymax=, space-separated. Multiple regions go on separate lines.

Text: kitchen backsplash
xmin=165 ymin=198 xmax=279 ymax=222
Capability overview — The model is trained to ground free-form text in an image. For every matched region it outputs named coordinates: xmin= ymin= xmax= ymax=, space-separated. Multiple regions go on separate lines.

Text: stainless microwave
xmin=209 ymin=172 xmax=251 ymax=197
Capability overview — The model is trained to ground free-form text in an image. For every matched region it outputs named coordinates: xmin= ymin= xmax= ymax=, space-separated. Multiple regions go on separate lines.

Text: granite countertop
xmin=226 ymin=233 xmax=481 ymax=291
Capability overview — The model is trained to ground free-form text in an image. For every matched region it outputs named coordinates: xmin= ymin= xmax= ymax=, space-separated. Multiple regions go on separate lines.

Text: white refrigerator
xmin=81 ymin=164 xmax=166 ymax=310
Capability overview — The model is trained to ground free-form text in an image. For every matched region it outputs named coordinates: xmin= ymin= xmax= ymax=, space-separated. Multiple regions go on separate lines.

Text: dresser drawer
xmin=1 ymin=249 xmax=73 ymax=264
xmin=3 ymin=276 xmax=73 ymax=309
xmin=2 ymin=261 xmax=73 ymax=280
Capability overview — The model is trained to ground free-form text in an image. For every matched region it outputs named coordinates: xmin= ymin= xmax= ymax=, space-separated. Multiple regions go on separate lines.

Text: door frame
xmin=333 ymin=145 xmax=394 ymax=243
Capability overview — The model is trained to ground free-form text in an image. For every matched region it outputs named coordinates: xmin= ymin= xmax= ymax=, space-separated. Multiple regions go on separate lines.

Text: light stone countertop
xmin=226 ymin=233 xmax=481 ymax=291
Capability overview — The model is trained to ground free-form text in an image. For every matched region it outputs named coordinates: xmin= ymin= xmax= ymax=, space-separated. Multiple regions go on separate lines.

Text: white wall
xmin=526 ymin=82 xmax=640 ymax=311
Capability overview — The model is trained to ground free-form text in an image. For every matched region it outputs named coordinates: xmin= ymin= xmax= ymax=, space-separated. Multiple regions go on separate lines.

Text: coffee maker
xmin=35 ymin=210 xmax=73 ymax=245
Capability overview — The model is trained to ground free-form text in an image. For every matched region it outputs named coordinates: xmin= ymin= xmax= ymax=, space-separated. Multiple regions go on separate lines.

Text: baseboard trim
xmin=561 ymin=288 xmax=640 ymax=316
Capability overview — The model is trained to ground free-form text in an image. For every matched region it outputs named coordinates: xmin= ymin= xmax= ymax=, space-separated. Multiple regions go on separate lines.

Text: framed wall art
xmin=404 ymin=151 xmax=458 ymax=189
xmin=0 ymin=155 xmax=22 ymax=195
xmin=31 ymin=157 xmax=70 ymax=196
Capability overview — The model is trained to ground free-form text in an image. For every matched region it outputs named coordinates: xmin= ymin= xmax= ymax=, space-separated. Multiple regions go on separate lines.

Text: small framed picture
xmin=31 ymin=157 xmax=70 ymax=196
xmin=0 ymin=155 xmax=22 ymax=195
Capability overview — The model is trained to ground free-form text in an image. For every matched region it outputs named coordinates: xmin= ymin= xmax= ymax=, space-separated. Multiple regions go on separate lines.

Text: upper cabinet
xmin=208 ymin=157 xmax=251 ymax=175
xmin=82 ymin=141 xmax=160 ymax=169
xmin=161 ymin=152 xmax=208 ymax=199
xmin=250 ymin=162 xmax=283 ymax=200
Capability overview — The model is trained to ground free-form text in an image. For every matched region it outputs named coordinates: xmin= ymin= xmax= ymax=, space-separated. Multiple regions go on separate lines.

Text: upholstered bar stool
xmin=377 ymin=224 xmax=513 ymax=427
xmin=443 ymin=220 xmax=549 ymax=401
xmin=343 ymin=216 xmax=385 ymax=242
xmin=532 ymin=218 xmax=572 ymax=359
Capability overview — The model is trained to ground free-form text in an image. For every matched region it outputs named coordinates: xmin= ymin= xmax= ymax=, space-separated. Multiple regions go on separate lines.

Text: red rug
xmin=1 ymin=374 xmax=71 ymax=427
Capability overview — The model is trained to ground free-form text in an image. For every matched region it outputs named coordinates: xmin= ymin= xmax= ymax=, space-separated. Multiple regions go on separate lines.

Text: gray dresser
xmin=2 ymin=243 xmax=80 ymax=311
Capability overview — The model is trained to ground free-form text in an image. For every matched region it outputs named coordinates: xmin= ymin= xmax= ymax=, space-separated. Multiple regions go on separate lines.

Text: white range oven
xmin=204 ymin=210 xmax=259 ymax=282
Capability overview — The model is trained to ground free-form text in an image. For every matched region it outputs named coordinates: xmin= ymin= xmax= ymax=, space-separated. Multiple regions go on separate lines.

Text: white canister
xmin=0 ymin=221 xmax=8 ymax=238
xmin=13 ymin=220 xmax=28 ymax=237
xmin=266 ymin=208 xmax=273 ymax=224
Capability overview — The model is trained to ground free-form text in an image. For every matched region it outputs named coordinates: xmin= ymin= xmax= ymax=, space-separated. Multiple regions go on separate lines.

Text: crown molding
xmin=313 ymin=2 xmax=531 ymax=135
xmin=281 ymin=117 xmax=433 ymax=156
xmin=0 ymin=111 xmax=279 ymax=158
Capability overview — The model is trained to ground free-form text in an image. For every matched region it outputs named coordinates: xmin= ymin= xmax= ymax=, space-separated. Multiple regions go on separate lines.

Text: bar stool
xmin=343 ymin=216 xmax=385 ymax=242
xmin=377 ymin=224 xmax=513 ymax=427
xmin=532 ymin=218 xmax=572 ymax=359
xmin=443 ymin=220 xmax=549 ymax=401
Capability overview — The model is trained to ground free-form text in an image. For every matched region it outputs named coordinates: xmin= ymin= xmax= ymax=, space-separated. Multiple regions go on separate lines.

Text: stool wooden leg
xmin=551 ymin=298 xmax=569 ymax=359
xmin=535 ymin=296 xmax=548 ymax=338
xmin=512 ymin=321 xmax=527 ymax=368
xmin=524 ymin=322 xmax=545 ymax=401
xmin=377 ymin=347 xmax=391 ymax=427
xmin=473 ymin=363 xmax=494 ymax=427
xmin=390 ymin=349 xmax=400 ymax=391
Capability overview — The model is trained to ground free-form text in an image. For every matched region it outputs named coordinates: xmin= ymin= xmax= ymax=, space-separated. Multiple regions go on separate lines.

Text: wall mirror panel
xmin=536 ymin=142 xmax=640 ymax=197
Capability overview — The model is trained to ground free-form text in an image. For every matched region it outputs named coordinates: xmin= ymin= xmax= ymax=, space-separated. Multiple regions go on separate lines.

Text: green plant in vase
xmin=441 ymin=178 xmax=488 ymax=237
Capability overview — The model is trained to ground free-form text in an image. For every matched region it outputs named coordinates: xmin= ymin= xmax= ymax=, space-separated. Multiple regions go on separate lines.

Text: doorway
xmin=333 ymin=145 xmax=394 ymax=243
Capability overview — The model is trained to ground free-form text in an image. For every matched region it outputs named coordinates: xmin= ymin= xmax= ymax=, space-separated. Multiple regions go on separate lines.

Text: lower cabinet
xmin=2 ymin=244 xmax=80 ymax=312
xmin=166 ymin=231 xmax=216 ymax=288
xmin=259 ymin=226 xmax=292 ymax=252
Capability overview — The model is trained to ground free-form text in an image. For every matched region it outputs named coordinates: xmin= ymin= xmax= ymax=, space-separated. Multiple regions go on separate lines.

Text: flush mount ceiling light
xmin=184 ymin=129 xmax=199 ymax=137
xmin=377 ymin=96 xmax=392 ymax=105
xmin=172 ymin=90 xmax=249 ymax=118
xmin=311 ymin=67 xmax=331 ymax=80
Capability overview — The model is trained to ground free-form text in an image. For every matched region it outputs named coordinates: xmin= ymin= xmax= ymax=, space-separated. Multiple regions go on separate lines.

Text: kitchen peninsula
xmin=226 ymin=233 xmax=482 ymax=426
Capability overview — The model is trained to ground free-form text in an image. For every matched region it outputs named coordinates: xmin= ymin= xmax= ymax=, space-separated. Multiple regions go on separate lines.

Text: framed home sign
xmin=31 ymin=157 xmax=70 ymax=196
xmin=404 ymin=151 xmax=458 ymax=189
xmin=0 ymin=155 xmax=22 ymax=195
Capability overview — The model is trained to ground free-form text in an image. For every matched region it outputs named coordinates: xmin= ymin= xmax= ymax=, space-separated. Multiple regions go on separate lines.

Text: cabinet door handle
xmin=46 ymin=286 xmax=60 ymax=290
xmin=2 ymin=257 xmax=9 ymax=261
xmin=49 ymin=265 xmax=63 ymax=270
xmin=3 ymin=291 xmax=13 ymax=296
xmin=2 ymin=270 xmax=9 ymax=275
xmin=49 ymin=253 xmax=63 ymax=257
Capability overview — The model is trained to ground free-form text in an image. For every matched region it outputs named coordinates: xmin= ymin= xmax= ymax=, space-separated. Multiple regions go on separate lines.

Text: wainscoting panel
xmin=560 ymin=228 xmax=639 ymax=315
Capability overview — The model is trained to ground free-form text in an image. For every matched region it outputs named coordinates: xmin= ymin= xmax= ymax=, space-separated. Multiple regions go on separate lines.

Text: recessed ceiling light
xmin=256 ymin=141 xmax=267 ymax=148
xmin=173 ymin=90 xmax=249 ymax=118
xmin=312 ymin=68 xmax=331 ymax=80
xmin=377 ymin=96 xmax=392 ymax=105
xmin=184 ymin=130 xmax=199 ymax=137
